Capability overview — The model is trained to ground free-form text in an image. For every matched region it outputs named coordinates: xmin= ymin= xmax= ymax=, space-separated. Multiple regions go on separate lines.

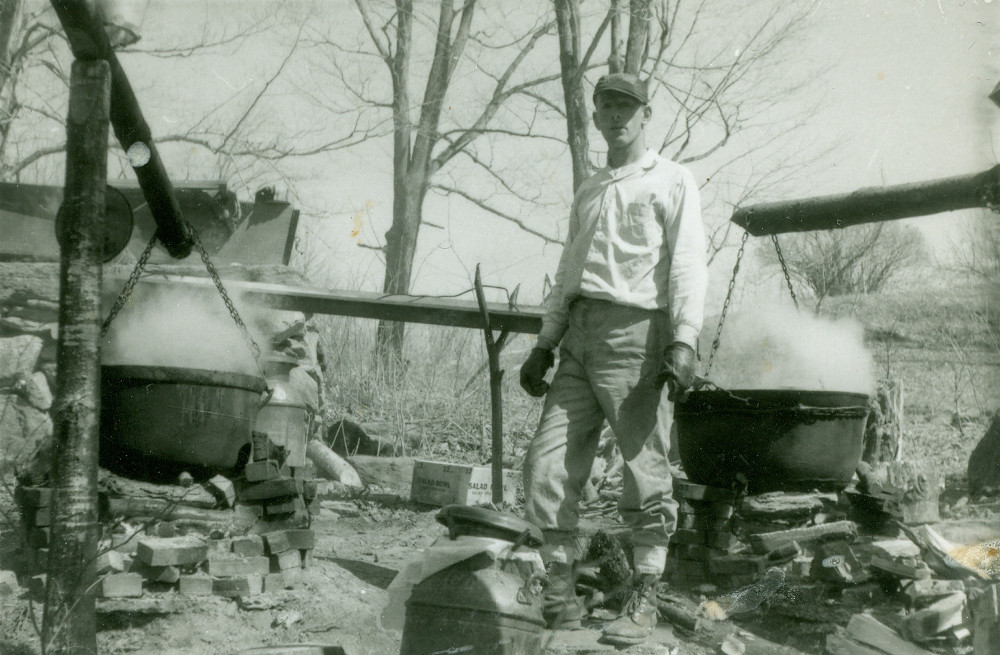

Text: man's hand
xmin=655 ymin=342 xmax=697 ymax=402
xmin=520 ymin=347 xmax=555 ymax=397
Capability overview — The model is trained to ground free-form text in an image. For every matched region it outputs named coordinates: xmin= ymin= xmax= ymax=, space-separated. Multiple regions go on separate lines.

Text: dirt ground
xmin=3 ymin=416 xmax=1000 ymax=655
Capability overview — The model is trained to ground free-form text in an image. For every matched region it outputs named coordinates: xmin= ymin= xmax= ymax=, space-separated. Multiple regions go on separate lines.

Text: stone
xmin=135 ymin=536 xmax=208 ymax=567
xmin=263 ymin=572 xmax=286 ymax=592
xmin=0 ymin=335 xmax=42 ymax=384
xmin=18 ymin=372 xmax=52 ymax=411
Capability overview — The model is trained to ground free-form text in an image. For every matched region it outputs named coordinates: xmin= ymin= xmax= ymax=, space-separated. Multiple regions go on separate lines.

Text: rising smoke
xmin=100 ymin=283 xmax=266 ymax=376
xmin=704 ymin=305 xmax=875 ymax=395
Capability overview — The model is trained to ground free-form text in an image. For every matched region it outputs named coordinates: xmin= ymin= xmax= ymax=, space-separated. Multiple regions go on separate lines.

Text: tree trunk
xmin=554 ymin=0 xmax=592 ymax=193
xmin=608 ymin=0 xmax=626 ymax=73
xmin=376 ymin=178 xmax=424 ymax=367
xmin=624 ymin=0 xmax=651 ymax=74
xmin=42 ymin=59 xmax=108 ymax=655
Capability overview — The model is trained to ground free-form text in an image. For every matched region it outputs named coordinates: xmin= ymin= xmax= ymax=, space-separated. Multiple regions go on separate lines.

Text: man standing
xmin=519 ymin=72 xmax=708 ymax=646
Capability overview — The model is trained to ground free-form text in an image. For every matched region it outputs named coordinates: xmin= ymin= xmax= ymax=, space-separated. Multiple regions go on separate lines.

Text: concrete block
xmin=130 ymin=562 xmax=180 ymax=584
xmin=264 ymin=496 xmax=306 ymax=517
xmin=231 ymin=536 xmax=265 ymax=558
xmin=262 ymin=530 xmax=292 ymax=554
xmin=270 ymin=549 xmax=302 ymax=572
xmin=208 ymin=475 xmax=237 ymax=507
xmin=28 ymin=574 xmax=46 ymax=596
xmin=14 ymin=485 xmax=51 ymax=509
xmin=95 ymin=550 xmax=128 ymax=575
xmin=673 ymin=478 xmax=736 ymax=503
xmin=300 ymin=549 xmax=313 ymax=569
xmin=206 ymin=556 xmax=270 ymax=578
xmin=0 ymin=335 xmax=43 ymax=385
xmin=135 ymin=536 xmax=208 ymax=567
xmin=145 ymin=522 xmax=176 ymax=538
xmin=263 ymin=572 xmax=286 ymax=592
xmin=178 ymin=574 xmax=213 ymax=595
xmin=28 ymin=527 xmax=49 ymax=548
xmin=707 ymin=553 xmax=768 ymax=576
xmin=100 ymin=573 xmax=143 ymax=598
xmin=213 ymin=574 xmax=263 ymax=597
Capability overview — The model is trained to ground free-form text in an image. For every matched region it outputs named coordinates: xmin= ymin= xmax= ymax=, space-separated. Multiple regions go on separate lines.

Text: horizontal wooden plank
xmin=134 ymin=275 xmax=545 ymax=334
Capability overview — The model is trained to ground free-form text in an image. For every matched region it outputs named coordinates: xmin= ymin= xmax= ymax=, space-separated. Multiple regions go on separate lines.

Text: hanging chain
xmin=188 ymin=223 xmax=263 ymax=362
xmin=101 ymin=232 xmax=158 ymax=338
xmin=771 ymin=234 xmax=798 ymax=309
xmin=705 ymin=230 xmax=749 ymax=378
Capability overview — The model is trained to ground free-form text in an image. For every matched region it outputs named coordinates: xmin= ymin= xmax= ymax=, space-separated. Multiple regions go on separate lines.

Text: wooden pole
xmin=42 ymin=59 xmax=109 ymax=655
xmin=731 ymin=165 xmax=1000 ymax=236
xmin=49 ymin=0 xmax=193 ymax=258
xmin=474 ymin=265 xmax=507 ymax=505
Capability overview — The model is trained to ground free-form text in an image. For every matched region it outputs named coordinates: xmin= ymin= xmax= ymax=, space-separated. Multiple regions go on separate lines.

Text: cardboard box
xmin=410 ymin=459 xmax=520 ymax=507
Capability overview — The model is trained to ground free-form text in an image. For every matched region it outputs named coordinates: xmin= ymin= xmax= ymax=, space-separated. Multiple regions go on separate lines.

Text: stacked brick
xmin=238 ymin=441 xmax=318 ymax=531
xmin=22 ymin=527 xmax=317 ymax=599
xmin=665 ymin=478 xmax=740 ymax=589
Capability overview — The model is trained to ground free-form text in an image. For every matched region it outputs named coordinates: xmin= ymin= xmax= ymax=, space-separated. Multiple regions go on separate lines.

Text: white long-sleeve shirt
xmin=537 ymin=149 xmax=708 ymax=351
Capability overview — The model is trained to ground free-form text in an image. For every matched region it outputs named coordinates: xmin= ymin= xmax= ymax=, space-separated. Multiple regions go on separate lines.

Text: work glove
xmin=655 ymin=342 xmax=697 ymax=402
xmin=520 ymin=347 xmax=555 ymax=397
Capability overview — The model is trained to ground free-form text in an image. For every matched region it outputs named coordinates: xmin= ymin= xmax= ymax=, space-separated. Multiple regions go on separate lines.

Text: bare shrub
xmin=767 ymin=223 xmax=926 ymax=308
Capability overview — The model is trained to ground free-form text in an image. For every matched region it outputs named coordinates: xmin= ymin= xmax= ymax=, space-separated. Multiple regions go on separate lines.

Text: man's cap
xmin=593 ymin=73 xmax=648 ymax=104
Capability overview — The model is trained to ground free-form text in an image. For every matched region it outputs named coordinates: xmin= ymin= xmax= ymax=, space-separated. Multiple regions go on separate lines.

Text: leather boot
xmin=601 ymin=573 xmax=659 ymax=646
xmin=542 ymin=561 xmax=586 ymax=629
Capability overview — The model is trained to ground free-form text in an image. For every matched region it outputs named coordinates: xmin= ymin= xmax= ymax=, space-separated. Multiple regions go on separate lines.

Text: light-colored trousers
xmin=523 ymin=298 xmax=678 ymax=576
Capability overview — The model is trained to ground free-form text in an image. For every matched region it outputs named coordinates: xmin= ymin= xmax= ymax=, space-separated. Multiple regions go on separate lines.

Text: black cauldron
xmin=674 ymin=388 xmax=871 ymax=494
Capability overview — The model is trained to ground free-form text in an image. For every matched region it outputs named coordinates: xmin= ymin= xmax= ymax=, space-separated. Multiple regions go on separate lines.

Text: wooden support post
xmin=474 ymin=265 xmax=509 ymax=505
xmin=42 ymin=59 xmax=109 ymax=655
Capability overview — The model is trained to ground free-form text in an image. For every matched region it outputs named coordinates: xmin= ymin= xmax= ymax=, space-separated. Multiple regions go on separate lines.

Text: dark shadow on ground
xmin=331 ymin=558 xmax=398 ymax=589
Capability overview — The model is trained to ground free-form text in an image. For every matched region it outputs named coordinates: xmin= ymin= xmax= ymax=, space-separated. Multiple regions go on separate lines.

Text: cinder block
xmin=263 ymin=572 xmax=286 ymax=592
xmin=208 ymin=475 xmax=237 ymax=507
xmin=231 ymin=536 xmax=265 ymax=558
xmin=206 ymin=556 xmax=270 ymax=578
xmin=100 ymin=573 xmax=143 ymax=598
xmin=213 ymin=574 xmax=263 ymax=597
xmin=178 ymin=574 xmax=213 ymax=595
xmin=270 ymin=549 xmax=302 ymax=572
xmin=135 ymin=536 xmax=208 ymax=567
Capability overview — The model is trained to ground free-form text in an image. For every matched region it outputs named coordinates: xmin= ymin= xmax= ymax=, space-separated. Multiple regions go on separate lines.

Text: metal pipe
xmin=50 ymin=0 xmax=193 ymax=258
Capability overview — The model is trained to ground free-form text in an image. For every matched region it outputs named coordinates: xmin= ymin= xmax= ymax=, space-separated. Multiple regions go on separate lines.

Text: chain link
xmin=705 ymin=230 xmax=749 ymax=377
xmin=188 ymin=222 xmax=263 ymax=363
xmin=771 ymin=234 xmax=798 ymax=308
xmin=101 ymin=232 xmax=158 ymax=338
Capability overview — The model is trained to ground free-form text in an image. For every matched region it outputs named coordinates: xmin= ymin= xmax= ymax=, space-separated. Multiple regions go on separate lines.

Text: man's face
xmin=593 ymin=91 xmax=649 ymax=149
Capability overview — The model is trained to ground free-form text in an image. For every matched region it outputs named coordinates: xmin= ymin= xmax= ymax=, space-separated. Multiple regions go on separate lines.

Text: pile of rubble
xmin=631 ymin=472 xmax=1000 ymax=655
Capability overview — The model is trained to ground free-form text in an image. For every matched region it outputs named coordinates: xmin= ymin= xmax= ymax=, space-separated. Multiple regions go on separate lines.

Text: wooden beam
xmin=731 ymin=166 xmax=1000 ymax=236
xmin=133 ymin=275 xmax=546 ymax=334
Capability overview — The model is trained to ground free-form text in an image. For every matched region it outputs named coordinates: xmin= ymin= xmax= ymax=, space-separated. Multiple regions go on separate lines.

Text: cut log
xmin=306 ymin=439 xmax=363 ymax=487
xmin=346 ymin=455 xmax=414 ymax=491
xmin=99 ymin=470 xmax=218 ymax=508
xmin=748 ymin=520 xmax=857 ymax=553
xmin=105 ymin=497 xmax=254 ymax=533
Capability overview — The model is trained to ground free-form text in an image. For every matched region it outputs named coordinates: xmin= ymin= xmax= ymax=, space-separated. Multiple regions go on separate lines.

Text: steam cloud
xmin=705 ymin=305 xmax=875 ymax=395
xmin=101 ymin=284 xmax=265 ymax=376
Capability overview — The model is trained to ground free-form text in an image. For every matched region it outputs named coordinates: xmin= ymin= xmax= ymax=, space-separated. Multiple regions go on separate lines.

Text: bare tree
xmin=950 ymin=210 xmax=1000 ymax=280
xmin=766 ymin=223 xmax=927 ymax=310
xmin=318 ymin=0 xmax=557 ymax=365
